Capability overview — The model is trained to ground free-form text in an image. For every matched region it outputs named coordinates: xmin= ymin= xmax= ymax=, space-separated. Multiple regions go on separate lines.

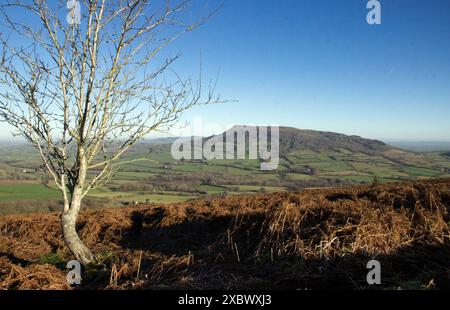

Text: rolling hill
xmin=277 ymin=126 xmax=391 ymax=154
xmin=1 ymin=126 xmax=450 ymax=214
xmin=195 ymin=126 xmax=393 ymax=155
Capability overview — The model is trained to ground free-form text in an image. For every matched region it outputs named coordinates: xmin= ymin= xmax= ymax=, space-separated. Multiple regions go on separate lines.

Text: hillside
xmin=0 ymin=178 xmax=449 ymax=290
xmin=277 ymin=127 xmax=391 ymax=154
xmin=196 ymin=126 xmax=393 ymax=154
xmin=1 ymin=127 xmax=450 ymax=215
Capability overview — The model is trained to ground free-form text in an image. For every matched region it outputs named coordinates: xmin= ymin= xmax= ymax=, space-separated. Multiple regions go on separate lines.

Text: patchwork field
xmin=0 ymin=148 xmax=449 ymax=207
xmin=1 ymin=129 xmax=450 ymax=215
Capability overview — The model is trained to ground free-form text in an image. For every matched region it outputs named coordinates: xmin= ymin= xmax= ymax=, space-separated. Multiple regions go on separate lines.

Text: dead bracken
xmin=0 ymin=178 xmax=449 ymax=290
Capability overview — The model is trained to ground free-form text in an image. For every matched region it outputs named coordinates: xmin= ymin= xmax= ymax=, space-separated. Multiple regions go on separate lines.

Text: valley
xmin=1 ymin=127 xmax=450 ymax=215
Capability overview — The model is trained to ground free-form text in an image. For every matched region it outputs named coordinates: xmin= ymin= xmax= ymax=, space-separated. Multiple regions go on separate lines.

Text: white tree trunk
xmin=61 ymin=184 xmax=95 ymax=266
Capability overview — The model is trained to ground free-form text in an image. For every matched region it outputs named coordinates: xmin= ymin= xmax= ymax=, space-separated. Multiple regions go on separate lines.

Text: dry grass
xmin=0 ymin=178 xmax=449 ymax=290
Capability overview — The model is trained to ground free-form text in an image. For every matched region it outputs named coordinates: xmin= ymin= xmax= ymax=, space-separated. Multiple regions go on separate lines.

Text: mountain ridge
xmin=205 ymin=126 xmax=394 ymax=155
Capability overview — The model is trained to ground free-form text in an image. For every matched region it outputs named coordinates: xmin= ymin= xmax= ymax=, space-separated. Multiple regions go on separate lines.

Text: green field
xmin=236 ymin=185 xmax=286 ymax=193
xmin=88 ymin=190 xmax=199 ymax=204
xmin=0 ymin=183 xmax=61 ymax=202
xmin=1 ymin=140 xmax=450 ymax=212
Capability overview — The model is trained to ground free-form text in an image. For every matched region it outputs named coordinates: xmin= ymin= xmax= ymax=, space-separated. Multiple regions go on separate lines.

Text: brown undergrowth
xmin=1 ymin=178 xmax=449 ymax=290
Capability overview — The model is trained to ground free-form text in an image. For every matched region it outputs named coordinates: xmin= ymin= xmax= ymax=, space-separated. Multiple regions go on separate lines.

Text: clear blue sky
xmin=1 ymin=0 xmax=450 ymax=142
xmin=170 ymin=0 xmax=450 ymax=141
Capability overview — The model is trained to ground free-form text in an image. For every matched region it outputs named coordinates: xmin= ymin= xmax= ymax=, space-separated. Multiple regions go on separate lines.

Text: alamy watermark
xmin=170 ymin=119 xmax=279 ymax=171
xmin=367 ymin=0 xmax=381 ymax=25
xmin=66 ymin=260 xmax=82 ymax=285
xmin=366 ymin=260 xmax=381 ymax=285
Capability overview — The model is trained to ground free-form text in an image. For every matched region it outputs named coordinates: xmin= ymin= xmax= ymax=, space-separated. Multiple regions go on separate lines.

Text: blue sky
xmin=169 ymin=0 xmax=450 ymax=141
xmin=1 ymin=0 xmax=450 ymax=142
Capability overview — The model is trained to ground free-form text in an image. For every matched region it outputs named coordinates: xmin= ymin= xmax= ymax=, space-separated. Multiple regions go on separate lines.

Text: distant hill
xmin=388 ymin=141 xmax=450 ymax=152
xmin=141 ymin=125 xmax=409 ymax=159
xmin=205 ymin=126 xmax=393 ymax=155
xmin=141 ymin=137 xmax=179 ymax=145
xmin=1 ymin=126 xmax=450 ymax=213
xmin=137 ymin=126 xmax=393 ymax=156
xmin=277 ymin=127 xmax=391 ymax=154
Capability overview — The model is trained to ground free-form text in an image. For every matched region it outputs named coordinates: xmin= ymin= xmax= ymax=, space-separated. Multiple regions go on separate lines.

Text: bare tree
xmin=0 ymin=0 xmax=220 ymax=265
